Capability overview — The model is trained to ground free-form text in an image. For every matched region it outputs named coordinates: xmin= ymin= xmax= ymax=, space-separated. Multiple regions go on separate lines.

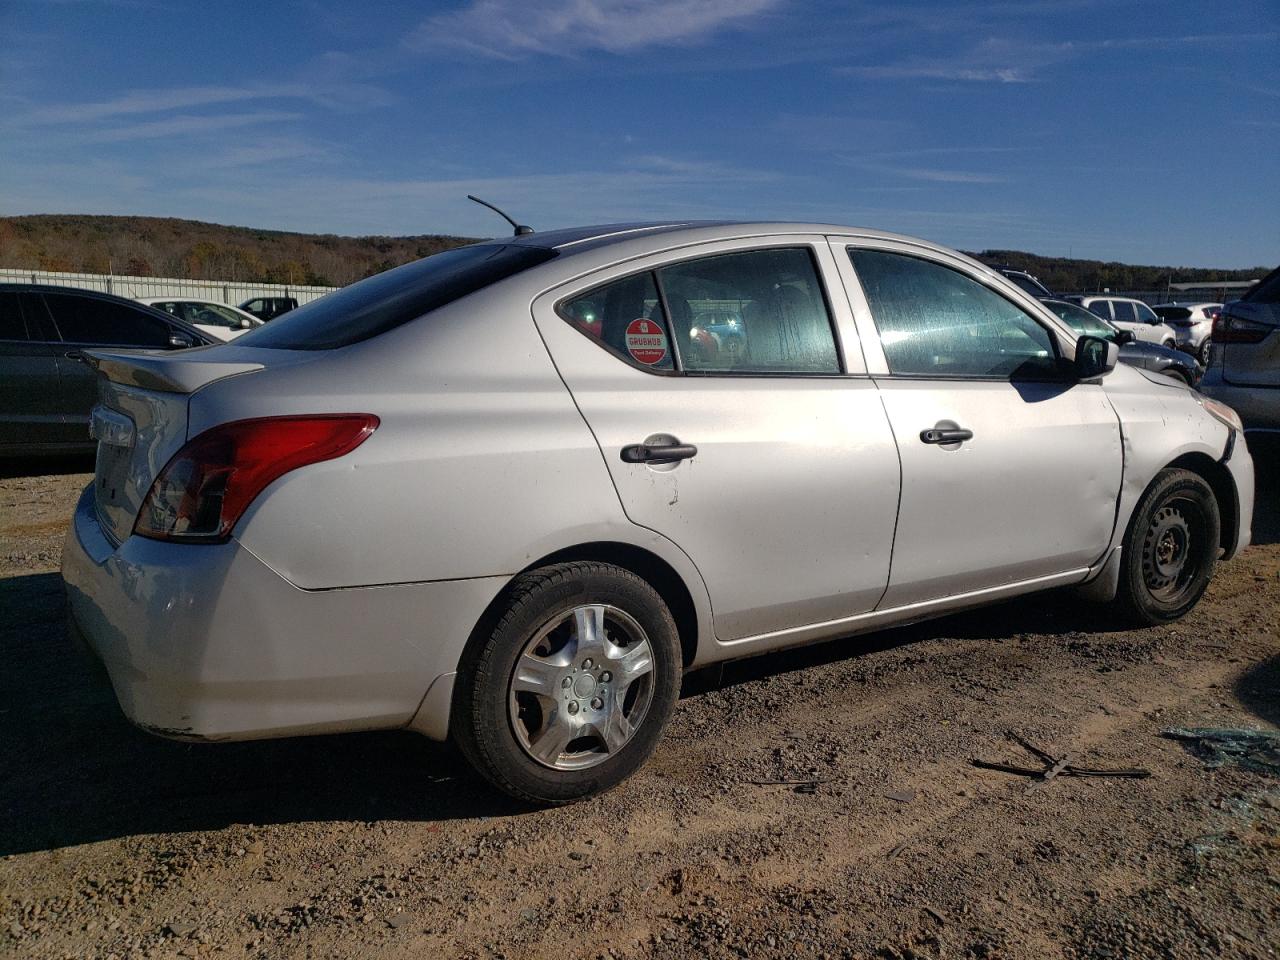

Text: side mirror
xmin=1114 ymin=329 xmax=1136 ymax=345
xmin=168 ymin=333 xmax=194 ymax=349
xmin=1075 ymin=334 xmax=1118 ymax=380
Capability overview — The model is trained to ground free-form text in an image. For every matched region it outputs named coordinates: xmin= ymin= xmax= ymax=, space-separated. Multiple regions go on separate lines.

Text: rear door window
xmin=43 ymin=293 xmax=174 ymax=347
xmin=657 ymin=248 xmax=839 ymax=374
xmin=850 ymin=248 xmax=1058 ymax=379
xmin=1087 ymin=300 xmax=1113 ymax=320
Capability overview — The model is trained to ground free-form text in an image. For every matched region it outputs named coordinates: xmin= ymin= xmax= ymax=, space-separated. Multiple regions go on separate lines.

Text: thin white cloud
xmin=845 ymin=32 xmax=1275 ymax=84
xmin=24 ymin=81 xmax=391 ymax=125
xmin=406 ymin=0 xmax=782 ymax=59
xmin=74 ymin=111 xmax=305 ymax=144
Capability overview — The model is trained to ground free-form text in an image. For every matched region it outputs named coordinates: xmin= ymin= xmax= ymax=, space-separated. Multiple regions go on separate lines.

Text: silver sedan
xmin=62 ymin=221 xmax=1254 ymax=803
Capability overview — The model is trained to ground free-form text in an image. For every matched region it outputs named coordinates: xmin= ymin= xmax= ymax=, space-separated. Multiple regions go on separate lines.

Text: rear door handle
xmin=620 ymin=442 xmax=698 ymax=464
xmin=64 ymin=350 xmax=87 ymax=363
xmin=920 ymin=427 xmax=973 ymax=445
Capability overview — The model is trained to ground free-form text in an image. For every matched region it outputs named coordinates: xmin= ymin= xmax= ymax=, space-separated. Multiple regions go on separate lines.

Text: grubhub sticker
xmin=624 ymin=317 xmax=668 ymax=365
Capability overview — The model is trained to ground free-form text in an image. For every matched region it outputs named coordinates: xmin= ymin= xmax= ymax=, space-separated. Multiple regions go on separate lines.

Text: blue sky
xmin=1 ymin=0 xmax=1277 ymax=266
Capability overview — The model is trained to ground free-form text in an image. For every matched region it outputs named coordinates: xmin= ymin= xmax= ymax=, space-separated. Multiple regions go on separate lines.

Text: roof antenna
xmin=467 ymin=195 xmax=534 ymax=236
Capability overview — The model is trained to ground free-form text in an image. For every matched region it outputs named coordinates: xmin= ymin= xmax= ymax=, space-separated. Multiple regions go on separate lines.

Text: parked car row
xmin=59 ymin=221 xmax=1256 ymax=805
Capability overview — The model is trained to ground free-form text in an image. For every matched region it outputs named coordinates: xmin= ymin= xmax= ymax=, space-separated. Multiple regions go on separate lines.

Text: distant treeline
xmin=0 ymin=215 xmax=477 ymax=287
xmin=0 ymin=214 xmax=1269 ymax=292
xmin=968 ymin=248 xmax=1269 ymax=294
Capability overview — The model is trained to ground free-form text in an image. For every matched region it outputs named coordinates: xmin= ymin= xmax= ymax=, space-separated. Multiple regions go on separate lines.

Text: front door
xmin=532 ymin=239 xmax=902 ymax=642
xmin=836 ymin=242 xmax=1123 ymax=608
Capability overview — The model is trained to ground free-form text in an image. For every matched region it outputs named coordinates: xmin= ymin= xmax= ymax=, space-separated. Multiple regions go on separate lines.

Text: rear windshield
xmin=235 ymin=243 xmax=557 ymax=350
xmin=1243 ymin=267 xmax=1280 ymax=305
xmin=1154 ymin=306 xmax=1192 ymax=320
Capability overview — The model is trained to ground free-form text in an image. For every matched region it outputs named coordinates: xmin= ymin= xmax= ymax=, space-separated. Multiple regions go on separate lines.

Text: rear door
xmin=0 ymin=291 xmax=66 ymax=451
xmin=39 ymin=292 xmax=190 ymax=441
xmin=532 ymin=237 xmax=902 ymax=642
xmin=834 ymin=240 xmax=1122 ymax=608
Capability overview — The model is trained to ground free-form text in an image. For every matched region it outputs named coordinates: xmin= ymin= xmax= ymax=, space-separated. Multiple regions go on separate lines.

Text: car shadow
xmin=3 ymin=451 xmax=1275 ymax=855
xmin=1234 ymin=655 xmax=1280 ymax=729
xmin=0 ymin=572 xmax=522 ymax=856
xmin=1245 ymin=436 xmax=1280 ymax=547
xmin=0 ymin=453 xmax=95 ymax=480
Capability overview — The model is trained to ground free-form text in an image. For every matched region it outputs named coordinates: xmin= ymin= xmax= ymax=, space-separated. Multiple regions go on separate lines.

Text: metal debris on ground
xmin=971 ymin=731 xmax=1151 ymax=787
xmin=1161 ymin=727 xmax=1280 ymax=775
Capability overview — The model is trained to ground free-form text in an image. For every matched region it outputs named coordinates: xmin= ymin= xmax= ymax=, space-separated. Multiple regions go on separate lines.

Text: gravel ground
xmin=1 ymin=447 xmax=1278 ymax=960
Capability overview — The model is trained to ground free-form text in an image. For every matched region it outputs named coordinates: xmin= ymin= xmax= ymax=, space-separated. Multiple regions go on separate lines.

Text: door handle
xmin=620 ymin=442 xmax=698 ymax=464
xmin=920 ymin=427 xmax=973 ymax=445
xmin=64 ymin=350 xmax=87 ymax=363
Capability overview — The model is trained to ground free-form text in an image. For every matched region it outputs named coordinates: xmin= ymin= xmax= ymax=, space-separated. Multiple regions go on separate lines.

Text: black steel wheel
xmin=1114 ymin=468 xmax=1219 ymax=625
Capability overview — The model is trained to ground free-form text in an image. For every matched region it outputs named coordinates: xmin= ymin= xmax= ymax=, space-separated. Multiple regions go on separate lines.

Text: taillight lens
xmin=134 ymin=414 xmax=379 ymax=543
xmin=1212 ymin=313 xmax=1271 ymax=344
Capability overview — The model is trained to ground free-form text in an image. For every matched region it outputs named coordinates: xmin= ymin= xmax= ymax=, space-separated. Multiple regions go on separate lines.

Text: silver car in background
xmin=1201 ymin=266 xmax=1280 ymax=437
xmin=62 ymin=222 xmax=1254 ymax=803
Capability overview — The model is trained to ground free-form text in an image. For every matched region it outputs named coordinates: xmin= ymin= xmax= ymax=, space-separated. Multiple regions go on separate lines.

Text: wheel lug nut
xmin=583 ymin=658 xmax=593 ymax=669
xmin=566 ymin=702 xmax=579 ymax=715
xmin=590 ymin=697 xmax=603 ymax=710
xmin=561 ymin=676 xmax=572 ymax=688
xmin=600 ymin=671 xmax=612 ymax=683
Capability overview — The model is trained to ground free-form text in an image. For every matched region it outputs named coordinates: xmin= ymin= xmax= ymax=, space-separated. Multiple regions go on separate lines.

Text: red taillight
xmin=134 ymin=414 xmax=379 ymax=543
xmin=1212 ymin=313 xmax=1271 ymax=344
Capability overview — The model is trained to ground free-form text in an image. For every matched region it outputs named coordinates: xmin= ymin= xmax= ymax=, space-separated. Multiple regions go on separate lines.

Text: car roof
xmin=498 ymin=220 xmax=969 ymax=260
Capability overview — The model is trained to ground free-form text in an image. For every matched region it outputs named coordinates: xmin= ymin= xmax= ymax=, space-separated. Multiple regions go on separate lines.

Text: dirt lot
xmin=2 ymin=448 xmax=1278 ymax=960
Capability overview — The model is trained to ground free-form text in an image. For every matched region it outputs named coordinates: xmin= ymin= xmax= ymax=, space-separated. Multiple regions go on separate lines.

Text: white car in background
xmin=139 ymin=298 xmax=263 ymax=341
xmin=1153 ymin=302 xmax=1222 ymax=364
xmin=1062 ymin=295 xmax=1178 ymax=348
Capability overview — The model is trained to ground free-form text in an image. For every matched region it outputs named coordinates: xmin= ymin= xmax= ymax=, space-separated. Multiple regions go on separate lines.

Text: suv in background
xmin=996 ymin=268 xmax=1053 ymax=298
xmin=1152 ymin=302 xmax=1221 ymax=365
xmin=239 ymin=296 xmax=298 ymax=321
xmin=1201 ymin=266 xmax=1280 ymax=437
xmin=0 ymin=284 xmax=215 ymax=457
xmin=1062 ymin=295 xmax=1177 ymax=347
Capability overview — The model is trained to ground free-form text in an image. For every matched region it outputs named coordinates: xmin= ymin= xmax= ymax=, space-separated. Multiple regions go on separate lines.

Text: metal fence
xmin=0 ymin=267 xmax=336 ymax=307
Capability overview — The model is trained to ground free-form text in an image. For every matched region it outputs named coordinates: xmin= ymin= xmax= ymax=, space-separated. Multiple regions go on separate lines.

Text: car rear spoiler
xmin=85 ymin=350 xmax=264 ymax=394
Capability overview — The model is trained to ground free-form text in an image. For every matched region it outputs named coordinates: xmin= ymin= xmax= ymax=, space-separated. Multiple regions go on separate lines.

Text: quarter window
xmin=43 ymin=294 xmax=173 ymax=347
xmin=656 ymin=248 xmax=839 ymax=374
xmin=850 ymin=249 xmax=1058 ymax=379
xmin=561 ymin=271 xmax=675 ymax=371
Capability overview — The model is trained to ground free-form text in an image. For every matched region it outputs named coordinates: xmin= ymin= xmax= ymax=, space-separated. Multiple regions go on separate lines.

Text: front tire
xmin=1198 ymin=338 xmax=1212 ymax=365
xmin=452 ymin=562 xmax=682 ymax=804
xmin=1113 ymin=468 xmax=1219 ymax=625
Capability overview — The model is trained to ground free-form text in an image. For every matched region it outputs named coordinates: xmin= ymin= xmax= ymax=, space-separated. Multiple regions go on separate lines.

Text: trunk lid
xmin=86 ymin=349 xmax=264 ymax=543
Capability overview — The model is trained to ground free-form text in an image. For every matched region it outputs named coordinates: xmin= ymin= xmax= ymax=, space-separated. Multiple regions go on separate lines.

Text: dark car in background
xmin=0 ymin=284 xmax=216 ymax=457
xmin=1040 ymin=298 xmax=1202 ymax=387
xmin=1201 ymin=265 xmax=1280 ymax=437
xmin=238 ymin=296 xmax=298 ymax=321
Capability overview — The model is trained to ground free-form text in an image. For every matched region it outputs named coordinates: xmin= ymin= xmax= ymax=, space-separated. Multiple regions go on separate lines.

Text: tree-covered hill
xmin=0 ymin=214 xmax=1269 ymax=292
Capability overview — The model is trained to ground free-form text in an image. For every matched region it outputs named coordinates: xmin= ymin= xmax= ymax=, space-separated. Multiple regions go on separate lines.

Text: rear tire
xmin=1162 ymin=338 xmax=1177 ymax=350
xmin=452 ymin=562 xmax=682 ymax=804
xmin=1113 ymin=468 xmax=1219 ymax=625
xmin=1199 ymin=338 xmax=1212 ymax=365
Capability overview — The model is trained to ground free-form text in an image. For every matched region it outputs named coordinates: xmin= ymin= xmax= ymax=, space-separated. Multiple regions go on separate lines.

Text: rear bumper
xmin=1200 ymin=375 xmax=1280 ymax=434
xmin=61 ymin=484 xmax=503 ymax=742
